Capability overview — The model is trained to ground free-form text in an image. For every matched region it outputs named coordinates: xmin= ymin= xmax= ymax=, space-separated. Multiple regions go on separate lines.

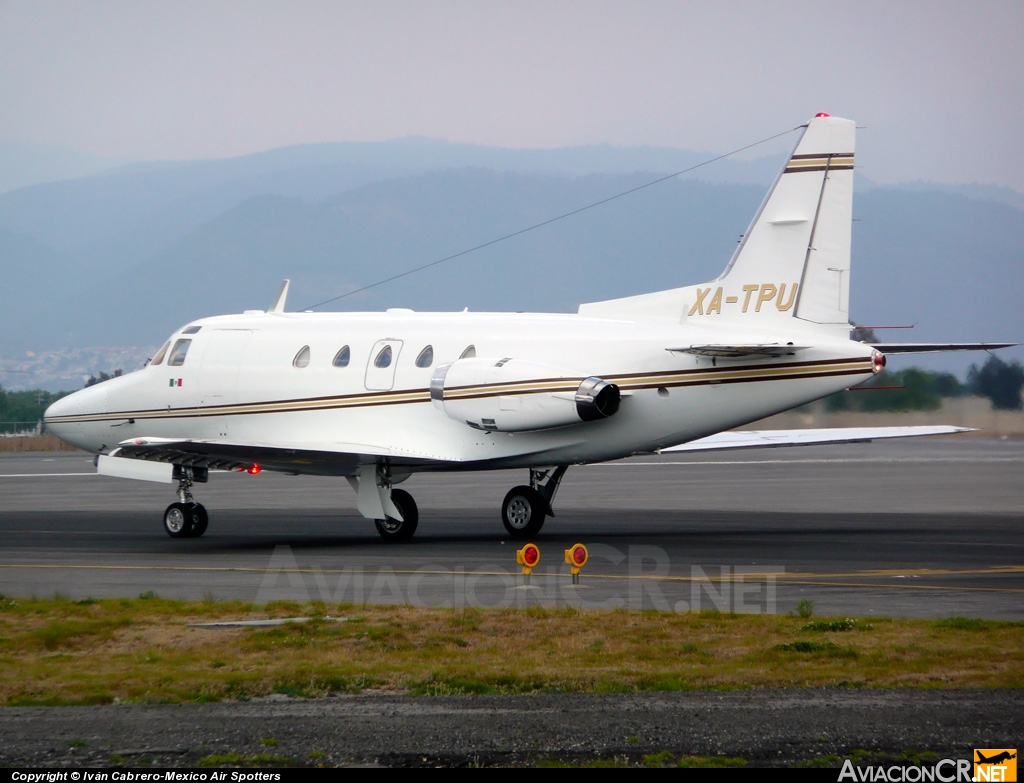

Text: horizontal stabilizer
xmin=667 ymin=344 xmax=808 ymax=358
xmin=871 ymin=342 xmax=1016 ymax=354
xmin=660 ymin=425 xmax=972 ymax=453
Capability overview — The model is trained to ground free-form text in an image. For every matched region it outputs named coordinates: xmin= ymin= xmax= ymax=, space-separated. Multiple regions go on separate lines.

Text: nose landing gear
xmin=163 ymin=467 xmax=208 ymax=538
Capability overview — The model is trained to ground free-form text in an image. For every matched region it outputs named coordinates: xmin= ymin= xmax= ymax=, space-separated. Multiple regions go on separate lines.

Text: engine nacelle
xmin=430 ymin=358 xmax=620 ymax=432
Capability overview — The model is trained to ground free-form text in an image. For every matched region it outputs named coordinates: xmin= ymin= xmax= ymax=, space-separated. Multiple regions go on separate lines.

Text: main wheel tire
xmin=164 ymin=502 xmax=194 ymax=538
xmin=501 ymin=485 xmax=547 ymax=538
xmin=187 ymin=503 xmax=209 ymax=538
xmin=374 ymin=488 xmax=418 ymax=542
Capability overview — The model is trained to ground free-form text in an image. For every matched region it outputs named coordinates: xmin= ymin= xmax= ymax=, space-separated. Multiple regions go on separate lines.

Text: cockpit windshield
xmin=150 ymin=341 xmax=171 ymax=366
xmin=167 ymin=339 xmax=192 ymax=367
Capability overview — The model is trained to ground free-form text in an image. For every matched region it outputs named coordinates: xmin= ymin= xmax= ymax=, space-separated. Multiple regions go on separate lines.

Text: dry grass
xmin=0 ymin=597 xmax=1020 ymax=705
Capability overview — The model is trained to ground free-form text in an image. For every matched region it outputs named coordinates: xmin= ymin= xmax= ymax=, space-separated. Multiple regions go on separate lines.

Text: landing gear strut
xmin=163 ymin=467 xmax=208 ymax=539
xmin=501 ymin=466 xmax=568 ymax=539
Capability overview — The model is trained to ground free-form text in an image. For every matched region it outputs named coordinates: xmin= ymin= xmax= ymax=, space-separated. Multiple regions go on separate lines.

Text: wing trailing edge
xmin=660 ymin=425 xmax=973 ymax=453
xmin=869 ymin=342 xmax=1016 ymax=354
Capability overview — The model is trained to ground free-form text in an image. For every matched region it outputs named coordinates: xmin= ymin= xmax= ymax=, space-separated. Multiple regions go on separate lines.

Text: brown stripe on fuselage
xmin=46 ymin=357 xmax=874 ymax=425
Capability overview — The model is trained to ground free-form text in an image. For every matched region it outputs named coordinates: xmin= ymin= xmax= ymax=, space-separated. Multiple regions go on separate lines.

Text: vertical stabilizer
xmin=715 ymin=114 xmax=855 ymax=332
xmin=578 ymin=114 xmax=856 ymax=334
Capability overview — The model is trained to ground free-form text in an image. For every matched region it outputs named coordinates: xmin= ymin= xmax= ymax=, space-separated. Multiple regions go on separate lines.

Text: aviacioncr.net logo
xmin=838 ymin=759 xmax=973 ymax=782
xmin=974 ymin=749 xmax=1017 ymax=782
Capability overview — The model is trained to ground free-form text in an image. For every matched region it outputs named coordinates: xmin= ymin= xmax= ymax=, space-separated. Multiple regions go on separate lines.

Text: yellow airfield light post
xmin=516 ymin=543 xmax=540 ymax=585
xmin=564 ymin=543 xmax=589 ymax=585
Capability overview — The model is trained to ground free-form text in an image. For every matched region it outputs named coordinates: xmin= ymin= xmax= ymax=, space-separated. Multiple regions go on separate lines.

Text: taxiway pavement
xmin=1 ymin=439 xmax=1022 ymax=619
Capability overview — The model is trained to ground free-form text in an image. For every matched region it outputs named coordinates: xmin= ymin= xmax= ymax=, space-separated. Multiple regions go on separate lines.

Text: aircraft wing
xmin=660 ymin=425 xmax=972 ymax=453
xmin=667 ymin=344 xmax=808 ymax=358
xmin=869 ymin=342 xmax=1015 ymax=353
xmin=111 ymin=436 xmax=442 ymax=476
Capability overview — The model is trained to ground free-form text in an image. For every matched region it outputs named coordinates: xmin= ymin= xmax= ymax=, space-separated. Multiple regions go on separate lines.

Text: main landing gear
xmin=163 ymin=467 xmax=208 ymax=539
xmin=360 ymin=464 xmax=568 ymax=542
xmin=501 ymin=466 xmax=568 ymax=539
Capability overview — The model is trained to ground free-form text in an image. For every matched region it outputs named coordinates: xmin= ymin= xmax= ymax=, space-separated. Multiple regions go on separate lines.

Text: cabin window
xmin=293 ymin=345 xmax=311 ymax=368
xmin=151 ymin=341 xmax=170 ymax=366
xmin=332 ymin=345 xmax=351 ymax=368
xmin=374 ymin=345 xmax=393 ymax=368
xmin=182 ymin=325 xmax=202 ymax=335
xmin=167 ymin=339 xmax=192 ymax=367
xmin=415 ymin=345 xmax=434 ymax=368
xmin=459 ymin=344 xmax=476 ymax=359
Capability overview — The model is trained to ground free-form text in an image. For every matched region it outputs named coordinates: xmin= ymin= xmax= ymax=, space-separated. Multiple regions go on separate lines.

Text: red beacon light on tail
xmin=872 ymin=350 xmax=887 ymax=374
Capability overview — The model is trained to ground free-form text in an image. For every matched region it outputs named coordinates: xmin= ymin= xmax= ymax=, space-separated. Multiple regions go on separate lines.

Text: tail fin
xmin=579 ymin=114 xmax=855 ymax=336
xmin=717 ymin=113 xmax=855 ymax=332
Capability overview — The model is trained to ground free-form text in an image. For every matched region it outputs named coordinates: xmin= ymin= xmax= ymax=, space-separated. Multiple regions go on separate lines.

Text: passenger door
xmin=364 ymin=339 xmax=403 ymax=391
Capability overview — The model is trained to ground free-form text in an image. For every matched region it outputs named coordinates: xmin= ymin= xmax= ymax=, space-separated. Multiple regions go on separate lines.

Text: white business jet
xmin=43 ymin=114 xmax=1012 ymax=541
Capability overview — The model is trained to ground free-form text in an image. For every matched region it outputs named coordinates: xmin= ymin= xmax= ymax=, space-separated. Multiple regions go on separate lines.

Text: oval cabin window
xmin=415 ymin=345 xmax=433 ymax=368
xmin=293 ymin=345 xmax=311 ymax=368
xmin=374 ymin=345 xmax=392 ymax=368
xmin=459 ymin=344 xmax=476 ymax=359
xmin=333 ymin=345 xmax=350 ymax=368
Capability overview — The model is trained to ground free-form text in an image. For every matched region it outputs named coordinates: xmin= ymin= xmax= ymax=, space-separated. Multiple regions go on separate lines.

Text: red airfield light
xmin=564 ymin=543 xmax=590 ymax=584
xmin=569 ymin=545 xmax=588 ymax=567
xmin=522 ymin=544 xmax=539 ymax=567
xmin=516 ymin=543 xmax=540 ymax=576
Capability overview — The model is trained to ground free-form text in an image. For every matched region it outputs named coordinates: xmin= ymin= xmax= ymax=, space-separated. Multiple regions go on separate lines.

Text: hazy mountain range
xmin=1 ymin=138 xmax=1021 ymax=390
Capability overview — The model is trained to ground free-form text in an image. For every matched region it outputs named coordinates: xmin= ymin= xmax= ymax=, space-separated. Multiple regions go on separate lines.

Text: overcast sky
xmin=2 ymin=0 xmax=1022 ymax=189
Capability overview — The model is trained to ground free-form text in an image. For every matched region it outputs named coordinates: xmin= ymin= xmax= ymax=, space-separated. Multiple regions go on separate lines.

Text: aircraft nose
xmin=44 ymin=385 xmax=108 ymax=451
xmin=44 ymin=384 xmax=108 ymax=423
xmin=43 ymin=394 xmax=73 ymax=422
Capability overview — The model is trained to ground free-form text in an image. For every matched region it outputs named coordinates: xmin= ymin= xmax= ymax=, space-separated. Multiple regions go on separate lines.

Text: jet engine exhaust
xmin=575 ymin=377 xmax=621 ymax=421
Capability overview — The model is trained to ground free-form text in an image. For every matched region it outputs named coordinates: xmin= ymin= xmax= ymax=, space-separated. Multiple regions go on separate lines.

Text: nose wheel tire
xmin=374 ymin=488 xmax=418 ymax=542
xmin=501 ymin=485 xmax=547 ymax=538
xmin=164 ymin=502 xmax=208 ymax=539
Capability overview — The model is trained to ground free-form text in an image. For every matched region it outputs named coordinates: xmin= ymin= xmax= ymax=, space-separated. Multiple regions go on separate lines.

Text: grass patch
xmin=677 ymin=755 xmax=747 ymax=768
xmin=802 ymin=619 xmax=871 ymax=632
xmin=934 ymin=617 xmax=990 ymax=631
xmin=198 ymin=753 xmax=296 ymax=767
xmin=0 ymin=597 xmax=1019 ymax=704
xmin=773 ymin=641 xmax=858 ymax=658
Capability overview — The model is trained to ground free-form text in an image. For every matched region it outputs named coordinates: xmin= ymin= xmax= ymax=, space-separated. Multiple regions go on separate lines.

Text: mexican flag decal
xmin=169 ymin=378 xmax=183 ymax=387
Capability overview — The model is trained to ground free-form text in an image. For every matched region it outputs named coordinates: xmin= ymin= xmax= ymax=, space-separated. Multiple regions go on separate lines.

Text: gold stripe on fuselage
xmin=45 ymin=357 xmax=873 ymax=425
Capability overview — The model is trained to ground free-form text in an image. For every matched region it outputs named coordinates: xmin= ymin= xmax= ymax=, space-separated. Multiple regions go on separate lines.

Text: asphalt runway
xmin=1 ymin=438 xmax=1022 ymax=619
